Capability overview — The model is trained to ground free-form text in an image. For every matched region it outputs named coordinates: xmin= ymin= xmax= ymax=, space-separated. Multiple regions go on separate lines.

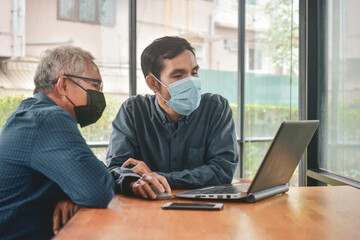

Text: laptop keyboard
xmin=201 ymin=183 xmax=250 ymax=194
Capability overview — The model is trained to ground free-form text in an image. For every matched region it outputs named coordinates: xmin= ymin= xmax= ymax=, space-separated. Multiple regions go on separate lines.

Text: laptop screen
xmin=248 ymin=120 xmax=319 ymax=193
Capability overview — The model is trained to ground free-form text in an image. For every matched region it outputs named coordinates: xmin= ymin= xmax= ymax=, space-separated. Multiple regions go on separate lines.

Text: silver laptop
xmin=175 ymin=120 xmax=320 ymax=203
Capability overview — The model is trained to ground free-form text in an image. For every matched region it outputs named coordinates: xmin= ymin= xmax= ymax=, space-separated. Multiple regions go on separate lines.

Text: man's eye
xmin=192 ymin=72 xmax=198 ymax=76
xmin=173 ymin=75 xmax=182 ymax=79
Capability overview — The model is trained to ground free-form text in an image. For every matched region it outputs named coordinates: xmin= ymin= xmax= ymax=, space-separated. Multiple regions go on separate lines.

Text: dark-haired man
xmin=107 ymin=36 xmax=239 ymax=197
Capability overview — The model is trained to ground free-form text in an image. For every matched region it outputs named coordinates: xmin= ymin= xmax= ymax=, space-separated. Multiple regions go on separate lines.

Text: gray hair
xmin=33 ymin=45 xmax=95 ymax=94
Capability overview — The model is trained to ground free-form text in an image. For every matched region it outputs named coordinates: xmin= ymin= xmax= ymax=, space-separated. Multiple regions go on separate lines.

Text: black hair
xmin=140 ymin=36 xmax=195 ymax=80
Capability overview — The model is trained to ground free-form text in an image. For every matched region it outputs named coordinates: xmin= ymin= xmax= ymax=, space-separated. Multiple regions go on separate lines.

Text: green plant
xmin=263 ymin=0 xmax=299 ymax=75
xmin=79 ymin=97 xmax=123 ymax=142
xmin=0 ymin=94 xmax=27 ymax=129
xmin=0 ymin=94 xmax=123 ymax=142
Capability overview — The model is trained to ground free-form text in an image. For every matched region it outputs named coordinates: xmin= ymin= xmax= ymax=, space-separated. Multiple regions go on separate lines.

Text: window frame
xmin=88 ymin=0 xmax=360 ymax=189
xmin=305 ymin=0 xmax=360 ymax=189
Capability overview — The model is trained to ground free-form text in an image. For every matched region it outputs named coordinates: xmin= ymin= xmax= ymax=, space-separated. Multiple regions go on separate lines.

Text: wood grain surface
xmin=55 ymin=186 xmax=360 ymax=240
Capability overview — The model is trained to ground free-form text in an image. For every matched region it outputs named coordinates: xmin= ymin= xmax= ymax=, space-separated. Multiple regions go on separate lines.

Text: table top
xmin=55 ymin=186 xmax=360 ymax=240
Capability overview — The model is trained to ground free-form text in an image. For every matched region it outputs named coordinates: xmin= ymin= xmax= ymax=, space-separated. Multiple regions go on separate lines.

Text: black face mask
xmin=66 ymin=79 xmax=106 ymax=127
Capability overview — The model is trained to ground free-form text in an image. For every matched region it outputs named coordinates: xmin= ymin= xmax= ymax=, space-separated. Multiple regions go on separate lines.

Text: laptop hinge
xmin=246 ymin=184 xmax=289 ymax=203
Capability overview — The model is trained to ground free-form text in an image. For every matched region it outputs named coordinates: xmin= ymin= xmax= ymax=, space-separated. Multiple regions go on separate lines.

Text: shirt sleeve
xmin=30 ymin=110 xmax=115 ymax=208
xmin=156 ymin=97 xmax=239 ymax=189
xmin=106 ymin=101 xmax=141 ymax=193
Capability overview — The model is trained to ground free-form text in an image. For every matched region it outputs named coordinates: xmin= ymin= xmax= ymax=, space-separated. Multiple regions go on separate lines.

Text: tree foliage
xmin=0 ymin=94 xmax=27 ymax=128
xmin=0 ymin=95 xmax=122 ymax=143
xmin=263 ymin=0 xmax=299 ymax=76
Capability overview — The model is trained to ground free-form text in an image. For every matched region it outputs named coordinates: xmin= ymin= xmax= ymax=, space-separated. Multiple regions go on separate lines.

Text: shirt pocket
xmin=186 ymin=147 xmax=206 ymax=166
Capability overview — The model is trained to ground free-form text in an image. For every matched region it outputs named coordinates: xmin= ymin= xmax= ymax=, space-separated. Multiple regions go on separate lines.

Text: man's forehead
xmin=162 ymin=51 xmax=197 ymax=72
xmin=84 ymin=62 xmax=101 ymax=79
xmin=87 ymin=62 xmax=99 ymax=71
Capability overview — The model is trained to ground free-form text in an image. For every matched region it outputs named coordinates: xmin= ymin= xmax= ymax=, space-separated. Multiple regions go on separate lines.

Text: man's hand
xmin=122 ymin=158 xmax=152 ymax=176
xmin=53 ymin=199 xmax=80 ymax=235
xmin=130 ymin=172 xmax=171 ymax=199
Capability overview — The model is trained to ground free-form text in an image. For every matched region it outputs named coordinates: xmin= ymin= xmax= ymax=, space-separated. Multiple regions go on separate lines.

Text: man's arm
xmin=107 ymin=95 xmax=238 ymax=189
xmin=156 ymin=97 xmax=239 ymax=189
xmin=30 ymin=111 xmax=115 ymax=208
xmin=106 ymin=101 xmax=144 ymax=193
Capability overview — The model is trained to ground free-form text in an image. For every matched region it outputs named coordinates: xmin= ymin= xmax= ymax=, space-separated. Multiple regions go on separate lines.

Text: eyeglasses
xmin=64 ymin=74 xmax=103 ymax=91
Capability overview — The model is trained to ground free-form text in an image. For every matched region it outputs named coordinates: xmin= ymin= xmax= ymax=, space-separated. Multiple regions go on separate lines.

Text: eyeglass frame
xmin=52 ymin=74 xmax=103 ymax=91
xmin=64 ymin=74 xmax=103 ymax=91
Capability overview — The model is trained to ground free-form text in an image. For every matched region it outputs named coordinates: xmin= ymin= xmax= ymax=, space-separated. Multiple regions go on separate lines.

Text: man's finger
xmin=122 ymin=158 xmax=139 ymax=167
xmin=143 ymin=182 xmax=157 ymax=199
xmin=136 ymin=183 xmax=149 ymax=199
xmin=140 ymin=176 xmax=160 ymax=198
xmin=53 ymin=208 xmax=61 ymax=235
xmin=66 ymin=206 xmax=72 ymax=223
xmin=70 ymin=205 xmax=75 ymax=216
xmin=61 ymin=205 xmax=68 ymax=225
xmin=148 ymin=179 xmax=165 ymax=193
xmin=74 ymin=204 xmax=80 ymax=214
xmin=157 ymin=175 xmax=171 ymax=193
xmin=131 ymin=165 xmax=146 ymax=176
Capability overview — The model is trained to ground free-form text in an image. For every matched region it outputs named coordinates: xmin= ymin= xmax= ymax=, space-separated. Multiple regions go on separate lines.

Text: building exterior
xmin=0 ymin=0 xmax=281 ymax=99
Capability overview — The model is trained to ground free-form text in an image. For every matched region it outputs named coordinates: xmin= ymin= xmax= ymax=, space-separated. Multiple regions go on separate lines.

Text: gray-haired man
xmin=0 ymin=45 xmax=163 ymax=239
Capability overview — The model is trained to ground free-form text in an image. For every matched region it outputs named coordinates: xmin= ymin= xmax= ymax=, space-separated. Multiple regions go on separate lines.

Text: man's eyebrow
xmin=169 ymin=65 xmax=200 ymax=75
xmin=169 ymin=68 xmax=187 ymax=75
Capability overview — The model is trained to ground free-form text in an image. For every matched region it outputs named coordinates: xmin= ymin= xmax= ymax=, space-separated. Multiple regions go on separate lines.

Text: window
xmin=0 ymin=0 xmax=128 ymax=161
xmin=322 ymin=0 xmax=360 ymax=182
xmin=58 ymin=0 xmax=116 ymax=26
xmin=224 ymin=39 xmax=238 ymax=52
xmin=136 ymin=0 xmax=239 ymax=106
xmin=248 ymin=48 xmax=262 ymax=70
xmin=135 ymin=0 xmax=299 ymax=184
xmin=307 ymin=0 xmax=360 ymax=187
xmin=1 ymin=0 xmax=306 ymax=186
xmin=243 ymin=0 xmax=299 ymax=183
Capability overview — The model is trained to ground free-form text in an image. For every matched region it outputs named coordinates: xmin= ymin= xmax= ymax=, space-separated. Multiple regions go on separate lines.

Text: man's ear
xmin=55 ymin=76 xmax=69 ymax=96
xmin=145 ymin=75 xmax=160 ymax=92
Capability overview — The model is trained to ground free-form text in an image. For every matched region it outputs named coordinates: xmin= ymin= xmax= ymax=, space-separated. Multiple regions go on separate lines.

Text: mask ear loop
xmin=65 ymin=77 xmax=87 ymax=107
xmin=150 ymin=73 xmax=170 ymax=102
xmin=150 ymin=73 xmax=167 ymax=87
xmin=65 ymin=96 xmax=76 ymax=107
xmin=156 ymin=92 xmax=169 ymax=103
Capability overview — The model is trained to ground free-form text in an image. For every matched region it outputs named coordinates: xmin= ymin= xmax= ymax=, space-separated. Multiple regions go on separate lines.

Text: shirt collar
xmin=34 ymin=93 xmax=57 ymax=106
xmin=154 ymin=95 xmax=188 ymax=124
xmin=154 ymin=95 xmax=167 ymax=124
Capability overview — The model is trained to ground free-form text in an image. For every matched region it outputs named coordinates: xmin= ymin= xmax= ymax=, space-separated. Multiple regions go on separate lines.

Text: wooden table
xmin=55 ymin=186 xmax=360 ymax=240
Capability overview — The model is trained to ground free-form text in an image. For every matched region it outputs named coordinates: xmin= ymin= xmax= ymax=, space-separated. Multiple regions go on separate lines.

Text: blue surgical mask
xmin=151 ymin=74 xmax=202 ymax=115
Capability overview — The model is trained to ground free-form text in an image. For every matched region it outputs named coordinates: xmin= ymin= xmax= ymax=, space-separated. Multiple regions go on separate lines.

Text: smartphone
xmin=161 ymin=202 xmax=224 ymax=210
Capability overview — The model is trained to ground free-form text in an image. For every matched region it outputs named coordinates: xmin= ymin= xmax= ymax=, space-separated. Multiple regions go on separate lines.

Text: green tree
xmin=0 ymin=94 xmax=122 ymax=143
xmin=0 ymin=94 xmax=27 ymax=129
xmin=263 ymin=0 xmax=299 ymax=76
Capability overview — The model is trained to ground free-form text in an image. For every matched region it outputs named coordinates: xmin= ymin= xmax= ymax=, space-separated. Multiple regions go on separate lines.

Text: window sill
xmin=307 ymin=169 xmax=360 ymax=189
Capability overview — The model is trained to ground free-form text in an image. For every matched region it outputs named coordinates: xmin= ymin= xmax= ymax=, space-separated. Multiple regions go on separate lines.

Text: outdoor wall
xmin=0 ymin=0 xmax=25 ymax=58
xmin=25 ymin=0 xmax=128 ymax=65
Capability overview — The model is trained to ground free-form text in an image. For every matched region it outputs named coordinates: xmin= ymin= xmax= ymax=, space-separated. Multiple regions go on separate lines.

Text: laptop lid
xmin=175 ymin=120 xmax=319 ymax=201
xmin=247 ymin=120 xmax=319 ymax=194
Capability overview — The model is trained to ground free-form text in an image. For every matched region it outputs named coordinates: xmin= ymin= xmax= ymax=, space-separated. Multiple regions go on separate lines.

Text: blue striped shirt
xmin=107 ymin=93 xmax=239 ymax=189
xmin=0 ymin=93 xmax=115 ymax=239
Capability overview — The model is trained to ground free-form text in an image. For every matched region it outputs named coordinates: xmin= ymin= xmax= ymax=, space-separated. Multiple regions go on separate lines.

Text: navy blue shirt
xmin=107 ymin=93 xmax=239 ymax=189
xmin=0 ymin=93 xmax=115 ymax=240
